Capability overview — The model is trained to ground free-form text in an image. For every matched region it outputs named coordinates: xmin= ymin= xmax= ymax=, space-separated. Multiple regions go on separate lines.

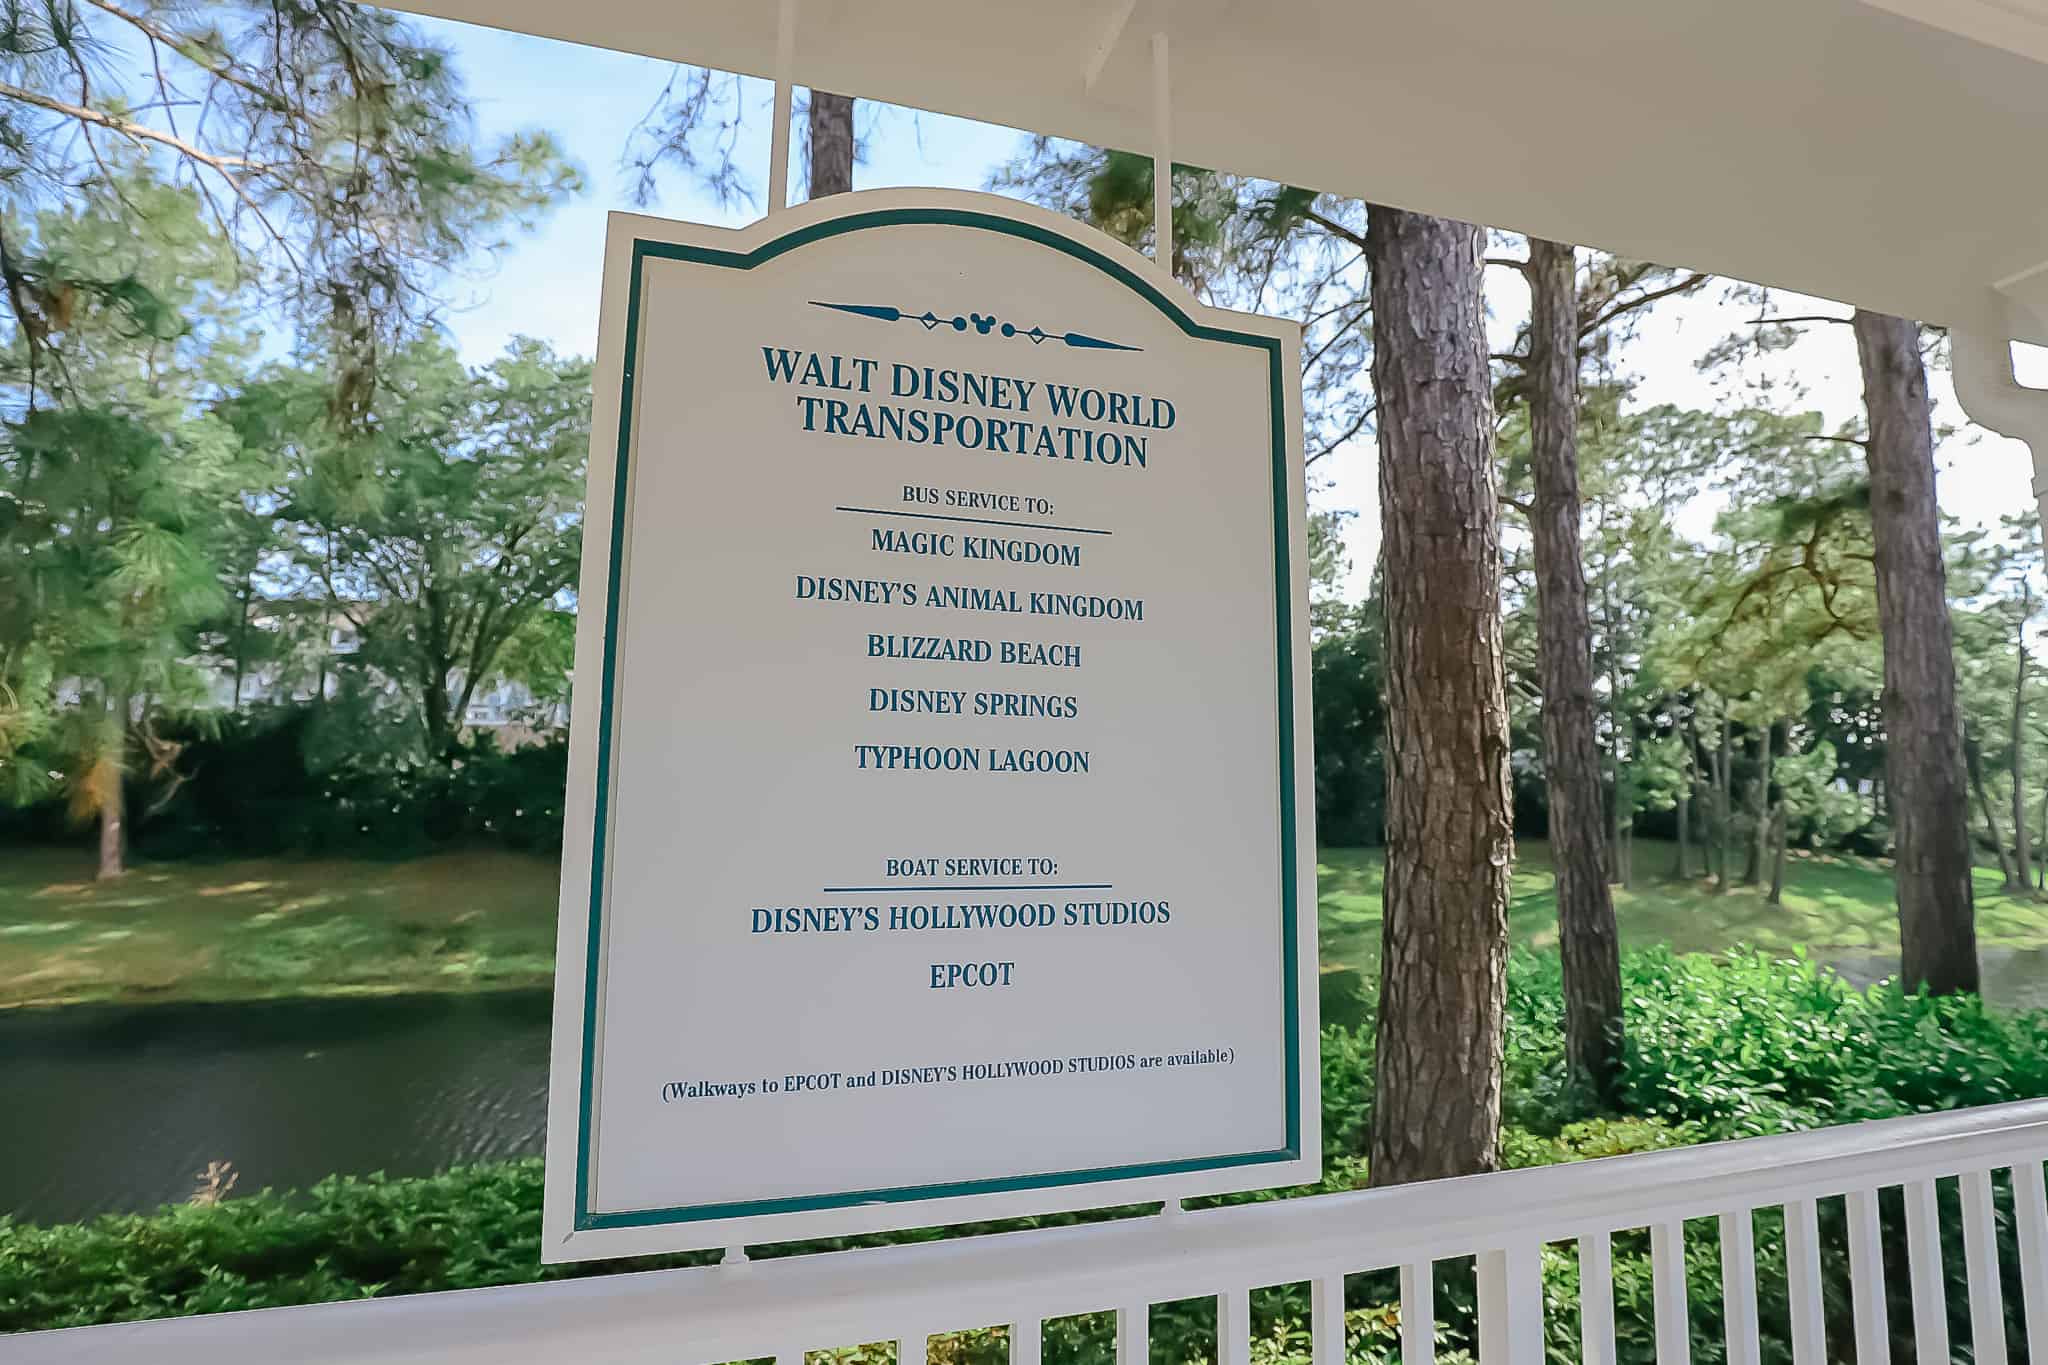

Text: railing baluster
xmin=2015 ymin=1160 xmax=2048 ymax=1363
xmin=1400 ymin=1260 xmax=1436 ymax=1365
xmin=1903 ymin=1178 xmax=1952 ymax=1365
xmin=1962 ymin=1168 xmax=2010 ymax=1365
xmin=899 ymin=1334 xmax=928 ymax=1365
xmin=1477 ymin=1239 xmax=1544 ymax=1365
xmin=1651 ymin=1220 xmax=1691 ymax=1365
xmin=1719 ymin=1209 xmax=1761 ymax=1365
xmin=1218 ymin=1286 xmax=1251 ymax=1365
xmin=1785 ymin=1197 xmax=1828 ymax=1365
xmin=1845 ymin=1188 xmax=1889 ymax=1363
xmin=1117 ymin=1302 xmax=1150 ymax=1365
xmin=1580 ymin=1231 xmax=1617 ymax=1365
xmin=1311 ymin=1274 xmax=1345 ymax=1365
xmin=1010 ymin=1316 xmax=1041 ymax=1365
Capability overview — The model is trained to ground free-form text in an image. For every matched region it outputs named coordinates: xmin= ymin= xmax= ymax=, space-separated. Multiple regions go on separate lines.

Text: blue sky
xmin=409 ymin=14 xmax=1401 ymax=594
xmin=418 ymin=13 xmax=2039 ymax=597
xmin=425 ymin=17 xmax=1032 ymax=368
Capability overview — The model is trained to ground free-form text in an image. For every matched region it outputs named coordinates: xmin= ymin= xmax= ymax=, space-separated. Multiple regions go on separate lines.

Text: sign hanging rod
xmin=1152 ymin=27 xmax=1172 ymax=272
xmin=768 ymin=0 xmax=796 ymax=215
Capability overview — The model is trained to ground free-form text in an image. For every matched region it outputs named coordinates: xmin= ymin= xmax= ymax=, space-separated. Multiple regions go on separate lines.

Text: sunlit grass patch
xmin=0 ymin=848 xmax=563 ymax=1008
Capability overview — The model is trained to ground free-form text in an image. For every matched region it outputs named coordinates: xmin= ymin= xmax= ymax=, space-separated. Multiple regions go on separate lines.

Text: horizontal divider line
xmin=834 ymin=505 xmax=1113 ymax=536
xmin=820 ymin=883 xmax=1114 ymax=894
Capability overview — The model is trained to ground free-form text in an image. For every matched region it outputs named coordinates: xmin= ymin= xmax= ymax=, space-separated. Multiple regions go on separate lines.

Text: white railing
xmin=14 ymin=1099 xmax=2048 ymax=1364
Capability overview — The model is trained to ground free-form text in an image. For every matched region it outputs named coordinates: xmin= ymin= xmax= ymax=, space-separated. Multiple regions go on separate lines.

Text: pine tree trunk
xmin=231 ymin=577 xmax=251 ymax=710
xmin=1681 ymin=717 xmax=1703 ymax=879
xmin=2013 ymin=602 xmax=2033 ymax=891
xmin=1967 ymin=732 xmax=2015 ymax=887
xmin=1767 ymin=802 xmax=1789 ymax=905
xmin=808 ymin=92 xmax=855 ymax=198
xmin=1524 ymin=237 xmax=1623 ymax=1101
xmin=96 ymin=690 xmax=127 ymax=881
xmin=1365 ymin=204 xmax=1511 ymax=1183
xmin=1603 ymin=564 xmax=1624 ymax=886
xmin=423 ymin=673 xmax=454 ymax=758
xmin=1745 ymin=724 xmax=1773 ymax=885
xmin=2037 ymin=783 xmax=2046 ymax=892
xmin=1675 ymin=776 xmax=1692 ymax=880
xmin=1852 ymin=308 xmax=1979 ymax=995
xmin=2031 ymin=777 xmax=2048 ymax=896
xmin=1717 ymin=714 xmax=1733 ymax=893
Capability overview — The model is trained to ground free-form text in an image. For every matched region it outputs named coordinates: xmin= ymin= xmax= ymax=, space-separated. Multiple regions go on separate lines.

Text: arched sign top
xmin=616 ymin=191 xmax=1278 ymax=346
xmin=546 ymin=190 xmax=1317 ymax=1262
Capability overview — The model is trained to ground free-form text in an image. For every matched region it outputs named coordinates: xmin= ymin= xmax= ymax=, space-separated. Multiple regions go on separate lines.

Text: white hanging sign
xmin=544 ymin=190 xmax=1316 ymax=1260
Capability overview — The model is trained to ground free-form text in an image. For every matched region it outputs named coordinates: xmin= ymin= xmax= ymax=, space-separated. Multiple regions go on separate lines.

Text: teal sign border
xmin=576 ymin=207 xmax=1301 ymax=1232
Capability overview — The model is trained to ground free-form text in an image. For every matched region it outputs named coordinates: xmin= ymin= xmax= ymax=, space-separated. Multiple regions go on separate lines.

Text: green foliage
xmin=1611 ymin=948 xmax=2048 ymax=1136
xmin=0 ymin=172 xmax=252 ymax=838
xmin=0 ymin=0 xmax=579 ymax=416
xmin=1318 ymin=1014 xmax=1376 ymax=1160
xmin=0 ymin=1162 xmax=701 ymax=1333
xmin=989 ymin=137 xmax=1371 ymax=468
xmin=1310 ymin=615 xmax=1386 ymax=847
xmin=136 ymin=709 xmax=571 ymax=860
xmin=0 ymin=11 xmax=588 ymax=868
xmin=1771 ymin=739 xmax=1865 ymax=847
xmin=240 ymin=336 xmax=590 ymax=758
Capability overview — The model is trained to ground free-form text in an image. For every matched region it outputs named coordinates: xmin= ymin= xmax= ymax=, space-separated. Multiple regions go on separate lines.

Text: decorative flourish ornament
xmin=809 ymin=300 xmax=1142 ymax=351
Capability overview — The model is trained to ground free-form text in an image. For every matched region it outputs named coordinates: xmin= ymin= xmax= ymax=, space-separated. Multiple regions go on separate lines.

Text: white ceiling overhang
xmin=387 ymin=0 xmax=2048 ymax=343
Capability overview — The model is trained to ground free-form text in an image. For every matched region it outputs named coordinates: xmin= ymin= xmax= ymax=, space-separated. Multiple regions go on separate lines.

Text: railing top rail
xmin=16 ymin=1098 xmax=2048 ymax=1365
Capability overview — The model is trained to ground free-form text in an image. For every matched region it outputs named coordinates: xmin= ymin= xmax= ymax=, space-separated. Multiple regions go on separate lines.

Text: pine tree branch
xmin=1301 ymin=207 xmax=1368 ymax=253
xmin=1306 ymin=404 xmax=1374 ymax=466
xmin=1754 ymin=314 xmax=1853 ymax=328
xmin=1582 ymin=271 xmax=1710 ymax=338
xmin=0 ymin=81 xmax=262 ymax=171
xmin=0 ymin=79 xmax=298 ymax=266
xmin=79 ymin=0 xmax=288 ymax=112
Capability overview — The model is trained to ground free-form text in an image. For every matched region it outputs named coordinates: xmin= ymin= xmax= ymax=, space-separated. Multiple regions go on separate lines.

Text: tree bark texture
xmin=1524 ymin=236 xmax=1623 ymax=1100
xmin=96 ymin=690 xmax=127 ymax=881
xmin=808 ymin=91 xmax=855 ymax=199
xmin=1365 ymin=204 xmax=1512 ymax=1184
xmin=1676 ymin=775 xmax=1693 ymax=879
xmin=2038 ymin=783 xmax=2047 ymax=892
xmin=1603 ymin=565 xmax=1624 ymax=886
xmin=1967 ymin=731 xmax=2014 ymax=887
xmin=1678 ymin=717 xmax=1699 ymax=879
xmin=1716 ymin=715 xmax=1733 ymax=893
xmin=2014 ymin=601 xmax=2033 ymax=891
xmin=1852 ymin=309 xmax=1979 ymax=995
xmin=1745 ymin=724 xmax=1773 ymax=885
xmin=1767 ymin=802 xmax=1789 ymax=905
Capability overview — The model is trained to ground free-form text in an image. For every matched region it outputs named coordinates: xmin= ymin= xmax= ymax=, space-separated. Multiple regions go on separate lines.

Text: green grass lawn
xmin=3 ymin=837 xmax=2045 ymax=1010
xmin=0 ymin=847 xmax=560 ymax=1009
xmin=1316 ymin=838 xmax=2048 ymax=1027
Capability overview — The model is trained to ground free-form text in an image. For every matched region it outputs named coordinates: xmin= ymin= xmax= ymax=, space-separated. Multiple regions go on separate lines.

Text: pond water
xmin=6 ymin=949 xmax=2047 ymax=1226
xmin=0 ymin=991 xmax=552 ymax=1225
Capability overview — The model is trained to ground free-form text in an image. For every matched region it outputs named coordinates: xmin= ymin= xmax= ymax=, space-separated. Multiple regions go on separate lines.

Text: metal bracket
xmin=1950 ymin=301 xmax=2048 ymax=528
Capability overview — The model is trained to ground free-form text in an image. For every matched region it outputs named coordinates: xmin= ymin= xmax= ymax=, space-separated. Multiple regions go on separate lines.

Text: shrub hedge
xmin=0 ymin=707 xmax=572 ymax=860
